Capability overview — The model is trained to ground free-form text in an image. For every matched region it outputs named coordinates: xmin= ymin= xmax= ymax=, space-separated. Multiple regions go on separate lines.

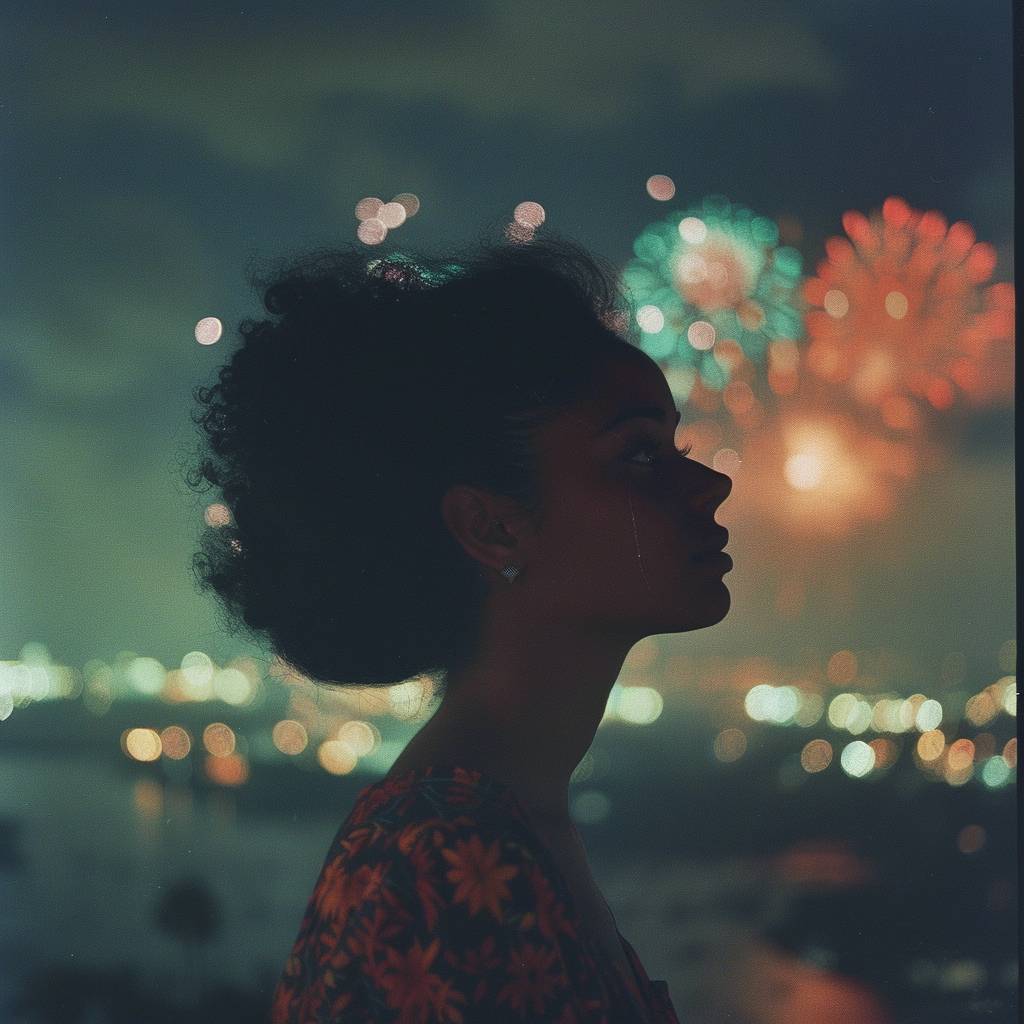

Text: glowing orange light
xmin=356 ymin=218 xmax=387 ymax=245
xmin=204 ymin=503 xmax=231 ymax=528
xmin=354 ymin=197 xmax=383 ymax=221
xmin=513 ymin=201 xmax=545 ymax=228
xmin=206 ymin=752 xmax=248 ymax=786
xmin=956 ymin=823 xmax=986 ymax=854
xmin=1002 ymin=737 xmax=1016 ymax=768
xmin=774 ymin=839 xmax=874 ymax=885
xmin=800 ymin=739 xmax=833 ymax=773
xmin=725 ymin=373 xmax=939 ymax=548
xmin=203 ymin=722 xmax=235 ymax=757
xmin=159 ymin=725 xmax=191 ymax=759
xmin=946 ymin=738 xmax=975 ymax=771
xmin=646 ymin=174 xmax=676 ymax=201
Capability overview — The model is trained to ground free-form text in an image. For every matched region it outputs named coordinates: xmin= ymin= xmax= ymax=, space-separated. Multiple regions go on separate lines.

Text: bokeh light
xmin=377 ymin=201 xmax=407 ymax=229
xmin=356 ymin=218 xmax=388 ymax=245
xmin=317 ymin=739 xmax=358 ymax=775
xmin=513 ymin=201 xmax=546 ymax=228
xmin=204 ymin=503 xmax=231 ymax=528
xmin=159 ymin=725 xmax=191 ymax=759
xmin=354 ymin=196 xmax=383 ymax=221
xmin=272 ymin=719 xmax=309 ymax=756
xmin=124 ymin=727 xmax=161 ymax=762
xmin=800 ymin=738 xmax=833 ymax=773
xmin=336 ymin=719 xmax=376 ymax=756
xmin=206 ymin=752 xmax=248 ymax=786
xmin=637 ymin=304 xmax=665 ymax=333
xmin=392 ymin=192 xmax=421 ymax=217
xmin=203 ymin=722 xmax=236 ymax=757
xmin=194 ymin=316 xmax=222 ymax=345
xmin=615 ymin=685 xmax=664 ymax=725
xmin=646 ymin=174 xmax=676 ymax=201
xmin=713 ymin=727 xmax=748 ymax=762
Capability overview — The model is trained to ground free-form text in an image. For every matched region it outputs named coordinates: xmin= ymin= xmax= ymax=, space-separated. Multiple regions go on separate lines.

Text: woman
xmin=188 ymin=234 xmax=732 ymax=1022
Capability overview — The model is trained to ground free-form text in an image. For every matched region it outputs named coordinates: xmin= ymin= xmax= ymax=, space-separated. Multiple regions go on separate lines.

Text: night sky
xmin=1 ymin=1 xmax=1014 ymax=678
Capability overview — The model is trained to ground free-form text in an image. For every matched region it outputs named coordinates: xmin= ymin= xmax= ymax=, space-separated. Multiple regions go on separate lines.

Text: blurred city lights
xmin=1 ymin=638 xmax=1013 ymax=798
xmin=124 ymin=727 xmax=161 ymax=762
xmin=203 ymin=722 xmax=236 ymax=757
xmin=317 ymin=738 xmax=358 ymax=775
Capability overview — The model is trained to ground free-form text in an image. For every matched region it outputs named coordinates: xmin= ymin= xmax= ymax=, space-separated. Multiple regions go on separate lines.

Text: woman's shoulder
xmin=347 ymin=763 xmax=521 ymax=826
xmin=271 ymin=766 xmax=606 ymax=1023
xmin=294 ymin=765 xmax=574 ymax=933
xmin=325 ymin=765 xmax=563 ymax=912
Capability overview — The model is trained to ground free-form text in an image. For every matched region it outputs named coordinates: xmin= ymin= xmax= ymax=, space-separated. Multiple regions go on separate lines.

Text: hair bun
xmin=186 ymin=233 xmax=632 ymax=694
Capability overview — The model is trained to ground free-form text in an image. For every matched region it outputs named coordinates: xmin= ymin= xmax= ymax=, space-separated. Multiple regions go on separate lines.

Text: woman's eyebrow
xmin=596 ymin=405 xmax=682 ymax=435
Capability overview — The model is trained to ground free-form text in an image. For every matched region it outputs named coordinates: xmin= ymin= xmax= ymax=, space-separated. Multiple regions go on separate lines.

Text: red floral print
xmin=270 ymin=764 xmax=680 ymax=1023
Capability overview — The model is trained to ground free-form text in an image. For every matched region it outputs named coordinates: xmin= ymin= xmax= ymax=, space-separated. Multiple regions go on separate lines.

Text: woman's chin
xmin=648 ymin=587 xmax=730 ymax=635
xmin=688 ymin=583 xmax=732 ymax=625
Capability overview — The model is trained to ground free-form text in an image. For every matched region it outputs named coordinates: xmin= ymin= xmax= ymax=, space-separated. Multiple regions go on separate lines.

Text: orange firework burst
xmin=732 ymin=378 xmax=939 ymax=540
xmin=802 ymin=197 xmax=1014 ymax=430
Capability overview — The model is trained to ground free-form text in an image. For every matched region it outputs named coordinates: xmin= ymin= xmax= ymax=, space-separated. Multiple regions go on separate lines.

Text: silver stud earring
xmin=500 ymin=563 xmax=521 ymax=582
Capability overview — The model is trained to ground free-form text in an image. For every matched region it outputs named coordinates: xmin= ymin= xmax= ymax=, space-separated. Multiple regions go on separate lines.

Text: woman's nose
xmin=690 ymin=464 xmax=732 ymax=516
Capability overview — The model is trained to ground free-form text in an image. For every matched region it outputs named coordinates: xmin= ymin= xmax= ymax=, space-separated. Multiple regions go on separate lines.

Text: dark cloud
xmin=25 ymin=2 xmax=845 ymax=170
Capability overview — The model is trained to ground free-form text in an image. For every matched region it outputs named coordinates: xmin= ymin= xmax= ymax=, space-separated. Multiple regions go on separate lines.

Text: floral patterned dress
xmin=270 ymin=763 xmax=681 ymax=1023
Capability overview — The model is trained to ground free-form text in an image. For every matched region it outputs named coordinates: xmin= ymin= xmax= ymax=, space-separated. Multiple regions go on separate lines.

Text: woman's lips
xmin=691 ymin=527 xmax=729 ymax=554
xmin=692 ymin=549 xmax=733 ymax=571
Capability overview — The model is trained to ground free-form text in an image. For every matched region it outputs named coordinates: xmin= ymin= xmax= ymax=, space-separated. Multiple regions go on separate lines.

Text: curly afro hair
xmin=183 ymin=232 xmax=637 ymax=694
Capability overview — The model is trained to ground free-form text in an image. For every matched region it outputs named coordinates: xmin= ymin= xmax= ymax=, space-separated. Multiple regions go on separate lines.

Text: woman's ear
xmin=439 ymin=485 xmax=523 ymax=578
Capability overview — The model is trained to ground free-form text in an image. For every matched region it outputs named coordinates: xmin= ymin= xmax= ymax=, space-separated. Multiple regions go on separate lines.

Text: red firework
xmin=802 ymin=196 xmax=1014 ymax=432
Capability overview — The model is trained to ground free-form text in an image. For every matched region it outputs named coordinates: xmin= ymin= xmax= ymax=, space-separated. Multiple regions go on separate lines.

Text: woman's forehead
xmin=575 ymin=347 xmax=674 ymax=422
xmin=545 ymin=348 xmax=676 ymax=440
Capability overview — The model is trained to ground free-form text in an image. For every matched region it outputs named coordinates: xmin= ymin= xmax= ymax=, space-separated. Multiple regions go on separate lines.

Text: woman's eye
xmin=627 ymin=440 xmax=694 ymax=466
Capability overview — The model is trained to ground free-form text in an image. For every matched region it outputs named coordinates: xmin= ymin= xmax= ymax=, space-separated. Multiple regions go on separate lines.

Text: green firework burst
xmin=623 ymin=194 xmax=805 ymax=393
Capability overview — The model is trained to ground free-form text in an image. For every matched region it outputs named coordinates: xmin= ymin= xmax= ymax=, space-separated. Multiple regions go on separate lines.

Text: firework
xmin=623 ymin=195 xmax=805 ymax=396
xmin=803 ymin=196 xmax=1014 ymax=429
xmin=687 ymin=363 xmax=944 ymax=585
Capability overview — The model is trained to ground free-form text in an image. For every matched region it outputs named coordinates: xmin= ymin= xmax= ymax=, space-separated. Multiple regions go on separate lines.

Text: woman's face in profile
xmin=524 ymin=342 xmax=733 ymax=640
